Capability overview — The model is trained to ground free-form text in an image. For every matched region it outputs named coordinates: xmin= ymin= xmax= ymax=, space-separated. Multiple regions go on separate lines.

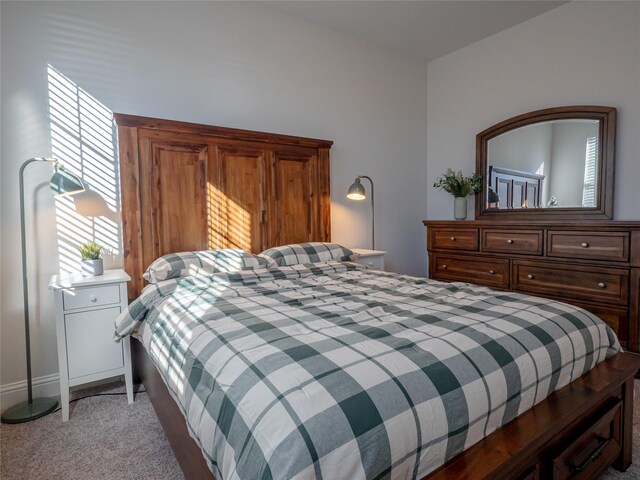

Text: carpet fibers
xmin=0 ymin=382 xmax=184 ymax=480
xmin=1 ymin=381 xmax=639 ymax=479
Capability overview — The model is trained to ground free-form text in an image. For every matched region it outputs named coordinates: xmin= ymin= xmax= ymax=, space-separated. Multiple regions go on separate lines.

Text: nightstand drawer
xmin=431 ymin=254 xmax=509 ymax=289
xmin=547 ymin=231 xmax=629 ymax=262
xmin=482 ymin=229 xmax=543 ymax=255
xmin=63 ymin=284 xmax=120 ymax=311
xmin=65 ymin=306 xmax=124 ymax=379
xmin=430 ymin=228 xmax=479 ymax=251
xmin=354 ymin=255 xmax=384 ymax=270
xmin=569 ymin=302 xmax=628 ymax=348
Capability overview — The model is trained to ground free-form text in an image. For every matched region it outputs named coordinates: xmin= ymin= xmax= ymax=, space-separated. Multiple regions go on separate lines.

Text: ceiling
xmin=264 ymin=1 xmax=567 ymax=61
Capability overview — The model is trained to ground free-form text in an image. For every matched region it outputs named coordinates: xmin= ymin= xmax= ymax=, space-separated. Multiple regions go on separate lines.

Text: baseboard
xmin=0 ymin=374 xmax=129 ymax=411
xmin=0 ymin=373 xmax=61 ymax=410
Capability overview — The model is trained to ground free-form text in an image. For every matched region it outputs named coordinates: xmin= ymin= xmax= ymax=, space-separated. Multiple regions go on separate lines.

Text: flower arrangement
xmin=79 ymin=241 xmax=103 ymax=261
xmin=433 ymin=169 xmax=482 ymax=198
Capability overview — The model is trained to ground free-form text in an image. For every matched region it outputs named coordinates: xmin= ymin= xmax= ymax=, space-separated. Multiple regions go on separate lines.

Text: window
xmin=582 ymin=136 xmax=597 ymax=207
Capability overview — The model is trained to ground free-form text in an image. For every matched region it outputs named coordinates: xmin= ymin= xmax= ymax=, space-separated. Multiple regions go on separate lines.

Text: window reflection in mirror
xmin=487 ymin=119 xmax=599 ymax=209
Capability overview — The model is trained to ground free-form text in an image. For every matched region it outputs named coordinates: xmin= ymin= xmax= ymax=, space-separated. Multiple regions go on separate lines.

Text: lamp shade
xmin=488 ymin=187 xmax=500 ymax=203
xmin=347 ymin=179 xmax=366 ymax=200
xmin=346 ymin=175 xmax=375 ymax=249
xmin=50 ymin=168 xmax=85 ymax=197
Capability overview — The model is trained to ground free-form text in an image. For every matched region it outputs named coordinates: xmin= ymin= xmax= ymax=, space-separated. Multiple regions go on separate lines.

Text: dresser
xmin=423 ymin=220 xmax=640 ymax=352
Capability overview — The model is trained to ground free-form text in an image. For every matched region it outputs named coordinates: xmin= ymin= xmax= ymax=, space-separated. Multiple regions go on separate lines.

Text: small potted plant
xmin=433 ymin=169 xmax=483 ymax=220
xmin=79 ymin=240 xmax=104 ymax=276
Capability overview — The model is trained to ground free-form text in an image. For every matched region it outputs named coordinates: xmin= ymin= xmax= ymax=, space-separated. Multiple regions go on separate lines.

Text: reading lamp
xmin=1 ymin=158 xmax=85 ymax=424
xmin=347 ymin=175 xmax=375 ymax=249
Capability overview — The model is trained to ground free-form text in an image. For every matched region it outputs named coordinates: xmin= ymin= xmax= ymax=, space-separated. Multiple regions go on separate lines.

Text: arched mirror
xmin=475 ymin=106 xmax=616 ymax=220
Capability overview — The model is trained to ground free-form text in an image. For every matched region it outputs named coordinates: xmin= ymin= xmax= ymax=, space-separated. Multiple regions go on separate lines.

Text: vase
xmin=453 ymin=197 xmax=467 ymax=220
xmin=81 ymin=259 xmax=103 ymax=277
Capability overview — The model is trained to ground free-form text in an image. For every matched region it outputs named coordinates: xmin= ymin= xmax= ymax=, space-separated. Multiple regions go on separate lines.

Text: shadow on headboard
xmin=114 ymin=114 xmax=333 ymax=299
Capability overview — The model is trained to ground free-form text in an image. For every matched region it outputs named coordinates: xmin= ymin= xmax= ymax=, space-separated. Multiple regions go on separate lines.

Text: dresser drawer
xmin=482 ymin=229 xmax=543 ymax=255
xmin=568 ymin=302 xmax=628 ymax=348
xmin=429 ymin=228 xmax=478 ymax=251
xmin=63 ymin=284 xmax=121 ymax=311
xmin=547 ymin=231 xmax=629 ymax=262
xmin=512 ymin=261 xmax=629 ymax=306
xmin=552 ymin=400 xmax=621 ymax=480
xmin=431 ymin=254 xmax=509 ymax=289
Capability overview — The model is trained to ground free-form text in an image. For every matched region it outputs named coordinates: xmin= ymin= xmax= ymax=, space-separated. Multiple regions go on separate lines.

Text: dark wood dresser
xmin=423 ymin=220 xmax=640 ymax=352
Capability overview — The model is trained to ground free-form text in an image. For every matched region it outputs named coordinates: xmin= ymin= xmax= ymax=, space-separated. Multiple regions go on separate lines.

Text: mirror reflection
xmin=486 ymin=119 xmax=599 ymax=210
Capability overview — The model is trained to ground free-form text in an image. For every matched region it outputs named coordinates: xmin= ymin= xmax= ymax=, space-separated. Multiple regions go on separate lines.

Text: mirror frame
xmin=475 ymin=105 xmax=616 ymax=221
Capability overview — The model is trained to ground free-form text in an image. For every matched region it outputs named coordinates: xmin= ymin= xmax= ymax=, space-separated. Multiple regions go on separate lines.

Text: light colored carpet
xmin=0 ymin=382 xmax=184 ymax=480
xmin=1 ymin=380 xmax=638 ymax=479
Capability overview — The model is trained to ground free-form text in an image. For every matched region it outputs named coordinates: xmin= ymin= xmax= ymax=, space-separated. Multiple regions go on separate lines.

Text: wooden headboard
xmin=488 ymin=165 xmax=544 ymax=209
xmin=115 ymin=114 xmax=332 ymax=299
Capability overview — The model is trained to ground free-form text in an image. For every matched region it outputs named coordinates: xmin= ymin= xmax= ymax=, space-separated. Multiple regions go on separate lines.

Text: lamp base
xmin=1 ymin=397 xmax=58 ymax=424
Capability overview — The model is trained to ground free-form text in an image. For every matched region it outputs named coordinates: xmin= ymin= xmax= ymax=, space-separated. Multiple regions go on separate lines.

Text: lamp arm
xmin=18 ymin=157 xmax=57 ymax=404
xmin=357 ymin=175 xmax=375 ymax=250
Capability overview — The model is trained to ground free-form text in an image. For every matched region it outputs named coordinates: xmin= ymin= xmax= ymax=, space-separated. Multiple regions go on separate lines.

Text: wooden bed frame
xmin=117 ymin=115 xmax=640 ymax=480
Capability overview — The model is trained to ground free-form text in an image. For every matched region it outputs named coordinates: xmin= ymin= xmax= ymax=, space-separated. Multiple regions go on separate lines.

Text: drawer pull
xmin=90 ymin=295 xmax=97 ymax=303
xmin=489 ymin=270 xmax=496 ymax=275
xmin=570 ymin=435 xmax=610 ymax=472
xmin=598 ymin=282 xmax=606 ymax=289
xmin=450 ymin=237 xmax=456 ymax=241
xmin=527 ymin=274 xmax=534 ymax=280
xmin=581 ymin=242 xmax=589 ymax=248
xmin=507 ymin=239 xmax=514 ymax=244
xmin=441 ymin=265 xmax=448 ymax=270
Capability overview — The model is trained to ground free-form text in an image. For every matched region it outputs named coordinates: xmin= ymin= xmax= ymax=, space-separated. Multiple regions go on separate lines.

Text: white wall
xmin=489 ymin=123 xmax=552 ymax=176
xmin=0 ymin=1 xmax=428 ymax=403
xmin=427 ymin=1 xmax=640 ymax=221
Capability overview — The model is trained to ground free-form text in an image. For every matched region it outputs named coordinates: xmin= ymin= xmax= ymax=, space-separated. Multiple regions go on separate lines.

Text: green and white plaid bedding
xmin=114 ymin=261 xmax=620 ymax=480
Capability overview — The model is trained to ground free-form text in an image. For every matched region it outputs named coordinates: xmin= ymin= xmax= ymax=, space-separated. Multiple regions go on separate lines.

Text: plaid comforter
xmin=114 ymin=261 xmax=620 ymax=480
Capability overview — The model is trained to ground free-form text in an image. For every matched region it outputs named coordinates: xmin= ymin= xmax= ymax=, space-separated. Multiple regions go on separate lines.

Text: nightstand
xmin=49 ymin=269 xmax=133 ymax=421
xmin=351 ymin=248 xmax=386 ymax=271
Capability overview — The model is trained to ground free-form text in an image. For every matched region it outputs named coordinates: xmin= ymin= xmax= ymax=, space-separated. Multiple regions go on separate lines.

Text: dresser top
xmin=423 ymin=220 xmax=640 ymax=229
xmin=49 ymin=269 xmax=131 ymax=289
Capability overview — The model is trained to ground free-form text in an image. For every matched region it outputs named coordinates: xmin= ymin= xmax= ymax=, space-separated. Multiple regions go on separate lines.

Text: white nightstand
xmin=351 ymin=248 xmax=386 ymax=271
xmin=49 ymin=269 xmax=133 ymax=421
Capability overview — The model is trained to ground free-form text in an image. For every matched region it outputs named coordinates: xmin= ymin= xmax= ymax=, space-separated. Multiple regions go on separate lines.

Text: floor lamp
xmin=1 ymin=158 xmax=85 ymax=424
xmin=347 ymin=175 xmax=375 ymax=250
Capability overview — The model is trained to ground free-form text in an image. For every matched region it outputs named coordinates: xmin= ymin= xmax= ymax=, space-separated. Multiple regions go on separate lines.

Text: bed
xmin=114 ymin=115 xmax=640 ymax=480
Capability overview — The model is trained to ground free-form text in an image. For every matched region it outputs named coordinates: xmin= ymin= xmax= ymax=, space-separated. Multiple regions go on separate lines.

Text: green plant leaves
xmin=433 ymin=169 xmax=482 ymax=198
